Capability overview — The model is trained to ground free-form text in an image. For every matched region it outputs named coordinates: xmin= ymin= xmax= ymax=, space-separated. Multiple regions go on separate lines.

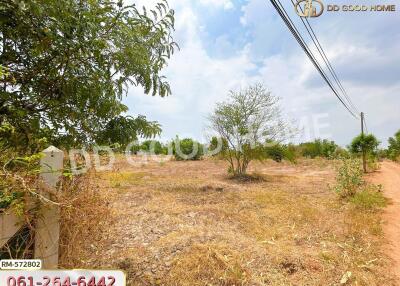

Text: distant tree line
xmin=137 ymin=129 xmax=400 ymax=166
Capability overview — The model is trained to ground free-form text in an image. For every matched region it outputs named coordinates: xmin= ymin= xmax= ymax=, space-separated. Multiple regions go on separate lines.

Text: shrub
xmin=265 ymin=144 xmax=285 ymax=162
xmin=334 ymin=157 xmax=364 ymax=199
xmin=283 ymin=144 xmax=298 ymax=163
xmin=173 ymin=138 xmax=204 ymax=161
xmin=299 ymin=139 xmax=338 ymax=159
xmin=320 ymin=139 xmax=338 ymax=158
xmin=332 ymin=147 xmax=350 ymax=159
xmin=140 ymin=140 xmax=167 ymax=155
xmin=263 ymin=143 xmax=297 ymax=163
xmin=349 ymin=185 xmax=386 ymax=210
xmin=388 ymin=130 xmax=400 ymax=161
xmin=299 ymin=142 xmax=319 ymax=158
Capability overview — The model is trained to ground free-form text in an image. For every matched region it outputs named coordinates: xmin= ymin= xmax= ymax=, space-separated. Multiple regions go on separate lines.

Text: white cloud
xmin=124 ymin=1 xmax=254 ymax=141
xmin=198 ymin=0 xmax=234 ymax=10
xmin=123 ymin=0 xmax=400 ymax=146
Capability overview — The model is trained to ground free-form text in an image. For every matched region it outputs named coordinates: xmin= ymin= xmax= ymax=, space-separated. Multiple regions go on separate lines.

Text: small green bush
xmin=265 ymin=144 xmax=285 ymax=162
xmin=331 ymin=147 xmax=350 ymax=159
xmin=283 ymin=144 xmax=298 ymax=163
xmin=350 ymin=186 xmax=386 ymax=210
xmin=299 ymin=139 xmax=338 ymax=159
xmin=173 ymin=138 xmax=204 ymax=161
xmin=140 ymin=140 xmax=167 ymax=155
xmin=264 ymin=143 xmax=297 ymax=163
xmin=334 ymin=157 xmax=364 ymax=199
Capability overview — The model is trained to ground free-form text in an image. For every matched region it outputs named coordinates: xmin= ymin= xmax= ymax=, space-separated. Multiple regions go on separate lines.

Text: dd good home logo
xmin=295 ymin=0 xmax=325 ymax=18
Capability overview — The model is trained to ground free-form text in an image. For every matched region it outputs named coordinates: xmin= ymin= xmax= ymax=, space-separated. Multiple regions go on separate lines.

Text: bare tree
xmin=209 ymin=83 xmax=290 ymax=175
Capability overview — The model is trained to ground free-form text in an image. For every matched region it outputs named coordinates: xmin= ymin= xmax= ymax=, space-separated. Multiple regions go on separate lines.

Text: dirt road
xmin=369 ymin=161 xmax=400 ymax=282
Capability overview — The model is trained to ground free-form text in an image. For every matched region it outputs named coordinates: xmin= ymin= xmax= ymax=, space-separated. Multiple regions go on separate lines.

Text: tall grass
xmin=59 ymin=170 xmax=111 ymax=268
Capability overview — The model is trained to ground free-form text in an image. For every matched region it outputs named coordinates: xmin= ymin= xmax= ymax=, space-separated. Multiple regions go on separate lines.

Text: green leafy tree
xmin=140 ymin=140 xmax=167 ymax=155
xmin=0 ymin=0 xmax=177 ymax=149
xmin=96 ymin=115 xmax=161 ymax=150
xmin=209 ymin=83 xmax=291 ymax=175
xmin=172 ymin=137 xmax=204 ymax=161
xmin=388 ymin=130 xmax=400 ymax=161
xmin=349 ymin=134 xmax=380 ymax=157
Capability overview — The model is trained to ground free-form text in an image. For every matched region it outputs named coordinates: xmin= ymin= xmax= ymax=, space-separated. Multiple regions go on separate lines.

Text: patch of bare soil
xmin=368 ymin=161 xmax=400 ymax=283
xmin=61 ymin=158 xmax=396 ymax=286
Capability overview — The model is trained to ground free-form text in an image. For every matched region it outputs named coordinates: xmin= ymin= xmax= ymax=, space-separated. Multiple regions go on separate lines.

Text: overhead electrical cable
xmin=289 ymin=0 xmax=360 ymax=115
xmin=273 ymin=0 xmax=358 ymax=118
xmin=269 ymin=0 xmax=359 ymax=119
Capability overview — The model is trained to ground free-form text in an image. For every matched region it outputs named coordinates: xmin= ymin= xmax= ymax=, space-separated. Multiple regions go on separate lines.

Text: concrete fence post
xmin=34 ymin=146 xmax=63 ymax=269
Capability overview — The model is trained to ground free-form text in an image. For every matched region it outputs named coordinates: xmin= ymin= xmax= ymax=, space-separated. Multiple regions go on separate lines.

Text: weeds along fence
xmin=0 ymin=146 xmax=64 ymax=269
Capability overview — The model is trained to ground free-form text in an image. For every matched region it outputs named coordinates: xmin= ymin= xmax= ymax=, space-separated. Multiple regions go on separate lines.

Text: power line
xmin=289 ymin=0 xmax=360 ymax=115
xmin=273 ymin=0 xmax=358 ymax=118
xmin=269 ymin=0 xmax=359 ymax=119
xmin=273 ymin=0 xmax=333 ymax=90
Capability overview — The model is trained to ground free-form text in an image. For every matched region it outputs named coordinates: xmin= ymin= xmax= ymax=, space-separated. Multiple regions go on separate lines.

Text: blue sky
xmin=124 ymin=0 xmax=400 ymax=147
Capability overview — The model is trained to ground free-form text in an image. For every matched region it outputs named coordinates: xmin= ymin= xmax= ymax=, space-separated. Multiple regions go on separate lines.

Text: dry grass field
xmin=60 ymin=156 xmax=396 ymax=286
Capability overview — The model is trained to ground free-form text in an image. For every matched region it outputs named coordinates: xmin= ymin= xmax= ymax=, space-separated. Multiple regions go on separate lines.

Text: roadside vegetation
xmin=334 ymin=157 xmax=386 ymax=209
xmin=387 ymin=130 xmax=400 ymax=161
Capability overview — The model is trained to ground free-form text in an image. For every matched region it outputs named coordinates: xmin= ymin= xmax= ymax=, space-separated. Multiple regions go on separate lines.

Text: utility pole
xmin=361 ymin=112 xmax=367 ymax=173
